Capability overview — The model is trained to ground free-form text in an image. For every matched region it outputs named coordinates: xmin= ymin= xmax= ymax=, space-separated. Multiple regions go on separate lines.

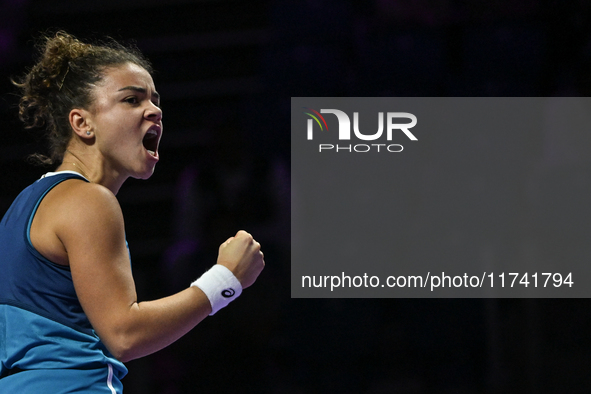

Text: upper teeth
xmin=147 ymin=130 xmax=157 ymax=136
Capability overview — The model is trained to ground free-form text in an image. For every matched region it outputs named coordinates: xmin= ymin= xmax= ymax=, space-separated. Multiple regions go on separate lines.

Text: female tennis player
xmin=0 ymin=31 xmax=265 ymax=393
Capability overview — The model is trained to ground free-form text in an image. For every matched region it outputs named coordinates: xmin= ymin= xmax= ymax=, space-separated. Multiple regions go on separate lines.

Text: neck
xmin=61 ymin=150 xmax=91 ymax=179
xmin=58 ymin=150 xmax=126 ymax=195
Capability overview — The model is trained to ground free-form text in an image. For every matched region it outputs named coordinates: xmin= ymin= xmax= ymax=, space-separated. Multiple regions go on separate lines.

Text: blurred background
xmin=2 ymin=0 xmax=591 ymax=393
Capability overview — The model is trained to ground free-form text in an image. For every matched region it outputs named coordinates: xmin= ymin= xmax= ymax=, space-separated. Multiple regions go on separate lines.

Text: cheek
xmin=100 ymin=115 xmax=136 ymax=143
xmin=93 ymin=107 xmax=143 ymax=148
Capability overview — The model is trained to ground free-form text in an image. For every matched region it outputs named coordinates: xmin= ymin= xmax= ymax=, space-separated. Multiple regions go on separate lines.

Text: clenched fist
xmin=217 ymin=230 xmax=265 ymax=289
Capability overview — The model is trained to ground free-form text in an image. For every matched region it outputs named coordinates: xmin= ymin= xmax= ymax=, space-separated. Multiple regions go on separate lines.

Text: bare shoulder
xmin=32 ymin=178 xmax=125 ymax=265
xmin=55 ymin=178 xmax=119 ymax=205
xmin=46 ymin=179 xmax=126 ymax=246
xmin=51 ymin=179 xmax=123 ymax=220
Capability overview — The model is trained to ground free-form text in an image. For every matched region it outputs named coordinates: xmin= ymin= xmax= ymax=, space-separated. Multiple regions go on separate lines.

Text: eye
xmin=124 ymin=96 xmax=139 ymax=105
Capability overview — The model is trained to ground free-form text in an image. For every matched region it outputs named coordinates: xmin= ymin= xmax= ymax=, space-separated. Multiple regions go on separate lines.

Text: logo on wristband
xmin=221 ymin=288 xmax=236 ymax=298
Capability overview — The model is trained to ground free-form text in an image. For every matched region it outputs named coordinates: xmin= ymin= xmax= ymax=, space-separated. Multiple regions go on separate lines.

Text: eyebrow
xmin=118 ymin=86 xmax=160 ymax=102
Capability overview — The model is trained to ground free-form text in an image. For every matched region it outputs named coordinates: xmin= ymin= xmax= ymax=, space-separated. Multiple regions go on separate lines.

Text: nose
xmin=146 ymin=102 xmax=162 ymax=122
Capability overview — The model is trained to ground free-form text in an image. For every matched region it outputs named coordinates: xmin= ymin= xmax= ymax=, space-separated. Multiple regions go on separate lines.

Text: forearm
xmin=104 ymin=286 xmax=211 ymax=362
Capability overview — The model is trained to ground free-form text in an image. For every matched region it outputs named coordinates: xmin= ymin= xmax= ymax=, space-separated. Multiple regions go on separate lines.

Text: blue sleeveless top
xmin=0 ymin=172 xmax=127 ymax=382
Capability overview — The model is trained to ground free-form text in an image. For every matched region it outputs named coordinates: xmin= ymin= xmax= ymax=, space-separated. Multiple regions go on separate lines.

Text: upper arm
xmin=53 ymin=183 xmax=137 ymax=348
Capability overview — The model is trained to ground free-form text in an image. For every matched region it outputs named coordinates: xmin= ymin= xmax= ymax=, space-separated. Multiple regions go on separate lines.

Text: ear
xmin=69 ymin=108 xmax=94 ymax=139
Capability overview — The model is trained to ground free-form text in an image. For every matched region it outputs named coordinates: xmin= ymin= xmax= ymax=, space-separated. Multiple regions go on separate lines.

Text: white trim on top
xmin=40 ymin=171 xmax=89 ymax=182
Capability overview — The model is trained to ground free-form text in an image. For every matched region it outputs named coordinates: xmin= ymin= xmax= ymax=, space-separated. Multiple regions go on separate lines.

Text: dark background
xmin=1 ymin=0 xmax=591 ymax=393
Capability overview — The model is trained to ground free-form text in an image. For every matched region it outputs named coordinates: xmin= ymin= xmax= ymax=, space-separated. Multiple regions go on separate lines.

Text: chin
xmin=132 ymin=166 xmax=157 ymax=180
xmin=139 ymin=171 xmax=156 ymax=180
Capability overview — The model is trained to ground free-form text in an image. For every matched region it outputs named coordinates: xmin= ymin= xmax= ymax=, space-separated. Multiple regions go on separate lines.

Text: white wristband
xmin=191 ymin=264 xmax=242 ymax=315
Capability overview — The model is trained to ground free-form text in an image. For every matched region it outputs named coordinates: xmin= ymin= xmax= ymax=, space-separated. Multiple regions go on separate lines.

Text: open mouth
xmin=143 ymin=128 xmax=159 ymax=156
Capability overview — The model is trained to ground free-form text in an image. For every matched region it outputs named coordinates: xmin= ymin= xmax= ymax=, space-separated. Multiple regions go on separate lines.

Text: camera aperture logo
xmin=303 ymin=107 xmax=417 ymax=153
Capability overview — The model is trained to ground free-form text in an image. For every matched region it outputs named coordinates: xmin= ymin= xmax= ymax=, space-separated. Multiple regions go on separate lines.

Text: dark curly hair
xmin=13 ymin=31 xmax=153 ymax=165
